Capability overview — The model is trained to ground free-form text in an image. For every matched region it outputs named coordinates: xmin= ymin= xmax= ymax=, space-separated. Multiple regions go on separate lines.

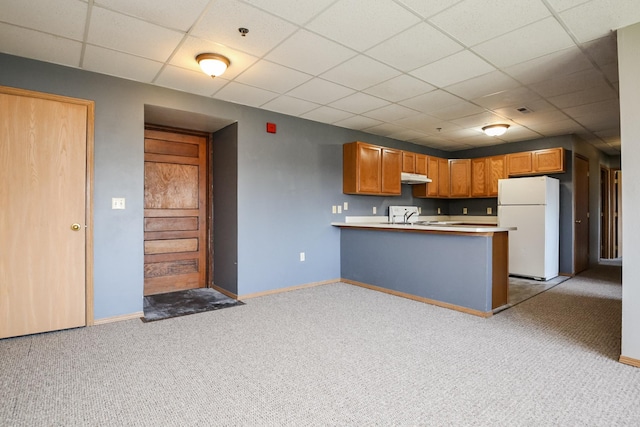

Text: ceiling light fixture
xmin=482 ymin=124 xmax=510 ymax=137
xmin=196 ymin=53 xmax=230 ymax=78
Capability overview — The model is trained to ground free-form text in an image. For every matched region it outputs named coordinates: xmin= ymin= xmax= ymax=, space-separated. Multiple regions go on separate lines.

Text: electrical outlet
xmin=332 ymin=205 xmax=337 ymax=214
xmin=463 ymin=207 xmax=468 ymax=215
xmin=337 ymin=206 xmax=342 ymax=214
xmin=112 ymin=198 xmax=125 ymax=209
xmin=487 ymin=207 xmax=492 ymax=215
xmin=343 ymin=202 xmax=348 ymax=211
xmin=418 ymin=207 xmax=422 ymax=214
xmin=437 ymin=207 xmax=441 ymax=215
xmin=300 ymin=252 xmax=305 ymax=262
xmin=373 ymin=207 xmax=377 ymax=215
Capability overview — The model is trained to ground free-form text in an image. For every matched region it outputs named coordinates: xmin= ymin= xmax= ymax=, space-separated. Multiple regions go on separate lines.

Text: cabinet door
xmin=437 ymin=157 xmax=450 ymax=197
xmin=487 ymin=155 xmax=506 ymax=197
xmin=533 ymin=148 xmax=565 ymax=173
xmin=471 ymin=157 xmax=488 ymax=197
xmin=402 ymin=151 xmax=416 ymax=173
xmin=357 ymin=143 xmax=381 ymax=194
xmin=428 ymin=156 xmax=440 ymax=197
xmin=415 ymin=154 xmax=427 ymax=175
xmin=507 ymin=151 xmax=533 ymax=176
xmin=381 ymin=148 xmax=402 ymax=195
xmin=449 ymin=159 xmax=471 ymax=198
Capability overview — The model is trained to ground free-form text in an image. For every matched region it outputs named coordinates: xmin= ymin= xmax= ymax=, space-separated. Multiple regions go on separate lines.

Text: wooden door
xmin=574 ymin=155 xmax=590 ymax=273
xmin=144 ymin=128 xmax=208 ymax=295
xmin=449 ymin=159 xmax=471 ymax=198
xmin=0 ymin=87 xmax=92 ymax=339
xmin=357 ymin=143 xmax=381 ymax=194
xmin=471 ymin=158 xmax=487 ymax=197
xmin=381 ymin=148 xmax=401 ymax=195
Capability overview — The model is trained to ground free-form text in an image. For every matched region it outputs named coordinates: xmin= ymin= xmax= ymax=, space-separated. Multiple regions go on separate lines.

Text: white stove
xmin=388 ymin=206 xmax=420 ymax=224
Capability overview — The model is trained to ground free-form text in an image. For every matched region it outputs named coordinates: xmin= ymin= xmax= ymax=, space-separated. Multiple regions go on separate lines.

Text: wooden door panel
xmin=471 ymin=158 xmax=487 ymax=197
xmin=1 ymin=91 xmax=89 ymax=338
xmin=144 ymin=128 xmax=207 ymax=296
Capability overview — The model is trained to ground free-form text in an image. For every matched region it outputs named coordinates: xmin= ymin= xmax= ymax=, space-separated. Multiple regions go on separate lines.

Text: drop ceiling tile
xmin=192 ymin=0 xmax=297 ymax=57
xmin=0 ymin=0 xmax=87 ymax=40
xmin=241 ymin=0 xmax=336 ymax=25
xmin=563 ymin=99 xmax=619 ymax=118
xmin=545 ymin=0 xmax=590 ymax=12
xmin=582 ymin=34 xmax=618 ymax=67
xmin=389 ymin=129 xmax=431 ymax=141
xmin=570 ymin=110 xmax=618 ymax=131
xmin=445 ymin=71 xmax=520 ymax=100
xmin=366 ymin=23 xmax=464 ymax=72
xmin=601 ymin=63 xmax=619 ymax=84
xmin=503 ymin=47 xmax=593 ymax=85
xmin=0 ymin=24 xmax=82 ymax=67
xmin=169 ymin=37 xmax=259 ymax=80
xmin=96 ymin=0 xmax=210 ymax=31
xmin=472 ymin=17 xmax=576 ymax=69
xmin=363 ymin=104 xmax=421 ymax=122
xmin=437 ymin=127 xmax=481 ymax=139
xmin=261 ymin=95 xmax=320 ymax=116
xmin=450 ymin=112 xmax=509 ymax=128
xmin=428 ymin=101 xmax=485 ymax=121
xmin=546 ymin=82 xmax=617 ymax=108
xmin=399 ymin=90 xmax=464 ymax=114
xmin=213 ymin=82 xmax=279 ymax=107
xmin=301 ymin=106 xmax=355 ymax=124
xmin=428 ymin=0 xmax=550 ymax=46
xmin=235 ymin=61 xmax=312 ymax=94
xmin=507 ymin=110 xmax=571 ymax=127
xmin=396 ymin=0 xmax=464 ymax=19
xmin=364 ymin=75 xmax=436 ymax=103
xmin=307 ymin=0 xmax=420 ymax=51
xmin=286 ymin=79 xmax=355 ymax=105
xmin=410 ymin=50 xmax=495 ymax=87
xmin=83 ymin=45 xmax=163 ymax=82
xmin=320 ymin=55 xmax=401 ymax=91
xmin=364 ymin=123 xmax=407 ymax=137
xmin=329 ymin=92 xmax=390 ymax=114
xmin=527 ymin=118 xmax=584 ymax=135
xmin=559 ymin=0 xmax=640 ymax=43
xmin=393 ymin=114 xmax=443 ymax=133
xmin=473 ymin=86 xmax=540 ymax=110
xmin=265 ymin=30 xmax=357 ymax=75
xmin=528 ymin=69 xmax=605 ymax=98
xmin=334 ymin=115 xmax=383 ymax=131
xmin=155 ymin=65 xmax=228 ymax=96
xmin=497 ymin=127 xmax=543 ymax=142
xmin=88 ymin=7 xmax=183 ymax=62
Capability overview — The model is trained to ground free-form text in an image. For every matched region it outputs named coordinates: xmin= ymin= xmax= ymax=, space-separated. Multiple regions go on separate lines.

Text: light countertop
xmin=331 ymin=215 xmax=515 ymax=233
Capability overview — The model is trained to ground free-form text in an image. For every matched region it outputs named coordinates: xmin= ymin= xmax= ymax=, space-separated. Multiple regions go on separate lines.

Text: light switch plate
xmin=112 ymin=198 xmax=125 ymax=209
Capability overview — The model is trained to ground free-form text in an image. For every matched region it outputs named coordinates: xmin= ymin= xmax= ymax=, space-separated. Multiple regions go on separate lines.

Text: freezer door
xmin=498 ymin=176 xmax=549 ymax=206
xmin=498 ymin=205 xmax=554 ymax=279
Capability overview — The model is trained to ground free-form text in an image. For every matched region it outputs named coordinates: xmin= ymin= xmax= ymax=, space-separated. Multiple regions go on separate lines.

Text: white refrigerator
xmin=498 ymin=176 xmax=560 ymax=281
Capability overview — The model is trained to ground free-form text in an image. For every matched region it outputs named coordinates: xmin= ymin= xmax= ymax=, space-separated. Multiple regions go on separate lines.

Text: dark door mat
xmin=142 ymin=288 xmax=244 ymax=322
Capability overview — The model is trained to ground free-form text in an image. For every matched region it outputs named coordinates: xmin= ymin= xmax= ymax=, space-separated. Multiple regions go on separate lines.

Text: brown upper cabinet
xmin=437 ymin=157 xmax=450 ymax=198
xmin=507 ymin=147 xmax=565 ymax=176
xmin=402 ymin=151 xmax=416 ymax=173
xmin=449 ymin=159 xmax=471 ymax=198
xmin=343 ymin=141 xmax=401 ymax=196
xmin=413 ymin=155 xmax=447 ymax=198
xmin=415 ymin=154 xmax=427 ymax=175
xmin=471 ymin=155 xmax=506 ymax=197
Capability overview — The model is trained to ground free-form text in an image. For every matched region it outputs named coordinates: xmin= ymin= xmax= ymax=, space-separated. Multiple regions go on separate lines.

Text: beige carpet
xmin=1 ymin=264 xmax=637 ymax=426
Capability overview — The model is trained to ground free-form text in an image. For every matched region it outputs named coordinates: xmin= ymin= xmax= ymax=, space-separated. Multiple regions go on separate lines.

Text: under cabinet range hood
xmin=401 ymin=172 xmax=432 ymax=184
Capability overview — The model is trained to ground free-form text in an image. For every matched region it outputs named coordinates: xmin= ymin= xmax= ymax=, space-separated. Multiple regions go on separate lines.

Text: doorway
xmin=0 ymin=86 xmax=94 ymax=338
xmin=143 ymin=126 xmax=209 ymax=296
xmin=574 ymin=155 xmax=590 ymax=274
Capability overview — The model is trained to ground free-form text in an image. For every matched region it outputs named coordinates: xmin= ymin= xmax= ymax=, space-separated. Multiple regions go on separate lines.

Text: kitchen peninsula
xmin=332 ymin=219 xmax=515 ymax=317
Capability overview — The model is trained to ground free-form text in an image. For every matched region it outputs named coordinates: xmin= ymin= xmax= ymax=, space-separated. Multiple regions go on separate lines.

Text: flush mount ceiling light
xmin=196 ymin=53 xmax=230 ymax=78
xmin=482 ymin=124 xmax=510 ymax=137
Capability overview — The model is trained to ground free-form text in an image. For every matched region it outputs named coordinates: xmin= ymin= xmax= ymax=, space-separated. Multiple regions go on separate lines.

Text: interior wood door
xmin=144 ymin=128 xmax=208 ymax=295
xmin=574 ymin=155 xmax=590 ymax=273
xmin=0 ymin=87 xmax=92 ymax=339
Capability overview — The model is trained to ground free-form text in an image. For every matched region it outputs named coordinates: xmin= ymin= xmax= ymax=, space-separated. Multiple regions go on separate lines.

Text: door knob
xmin=71 ymin=223 xmax=81 ymax=231
xmin=575 ymin=220 xmax=582 ymax=224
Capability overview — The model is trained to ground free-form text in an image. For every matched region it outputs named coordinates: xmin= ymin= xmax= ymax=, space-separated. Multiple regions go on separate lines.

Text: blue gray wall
xmin=0 ymin=52 xmax=615 ymax=318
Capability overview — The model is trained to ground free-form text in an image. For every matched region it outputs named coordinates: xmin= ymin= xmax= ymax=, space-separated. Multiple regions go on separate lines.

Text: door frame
xmin=143 ymin=124 xmax=212 ymax=292
xmin=1 ymin=85 xmax=94 ymax=325
xmin=574 ymin=154 xmax=590 ymax=274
